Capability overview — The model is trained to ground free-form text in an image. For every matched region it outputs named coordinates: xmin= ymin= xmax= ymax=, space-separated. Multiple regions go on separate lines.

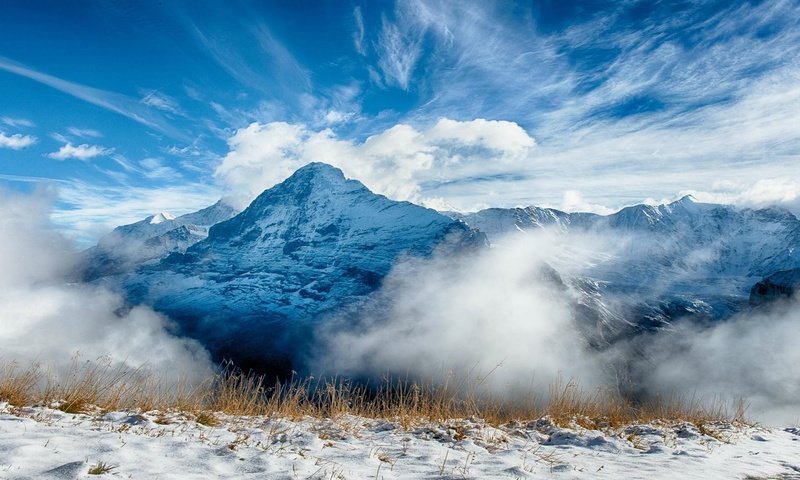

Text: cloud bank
xmin=313 ymin=229 xmax=800 ymax=425
xmin=634 ymin=299 xmax=800 ymax=426
xmin=0 ymin=189 xmax=213 ymax=385
xmin=313 ymin=234 xmax=605 ymax=397
xmin=215 ymin=118 xmax=535 ymax=209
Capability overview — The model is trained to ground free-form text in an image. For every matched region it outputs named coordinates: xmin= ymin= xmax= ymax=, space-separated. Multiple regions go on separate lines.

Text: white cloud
xmin=51 ymin=181 xmax=222 ymax=245
xmin=0 ymin=132 xmax=37 ymax=149
xmin=214 ymin=118 xmax=537 ymax=208
xmin=682 ymin=178 xmax=800 ymax=215
xmin=139 ymin=157 xmax=181 ymax=180
xmin=555 ymin=190 xmax=615 ymax=215
xmin=48 ymin=143 xmax=113 ymax=161
xmin=353 ymin=6 xmax=366 ymax=55
xmin=189 ymin=21 xmax=310 ymax=98
xmin=0 ymin=189 xmax=214 ymax=385
xmin=66 ymin=126 xmax=102 ymax=138
xmin=375 ymin=2 xmax=428 ymax=90
xmin=0 ymin=56 xmax=188 ymax=141
xmin=165 ymin=145 xmax=201 ymax=157
xmin=314 ymin=233 xmax=605 ymax=395
xmin=426 ymin=117 xmax=535 ymax=153
xmin=0 ymin=117 xmax=35 ymax=128
xmin=140 ymin=90 xmax=182 ymax=115
xmin=636 ymin=298 xmax=800 ymax=426
xmin=323 ymin=110 xmax=354 ymax=125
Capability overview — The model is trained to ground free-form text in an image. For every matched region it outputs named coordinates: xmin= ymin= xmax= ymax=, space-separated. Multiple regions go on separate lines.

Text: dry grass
xmin=0 ymin=362 xmax=38 ymax=407
xmin=0 ymin=360 xmax=747 ymax=430
xmin=88 ymin=461 xmax=117 ymax=475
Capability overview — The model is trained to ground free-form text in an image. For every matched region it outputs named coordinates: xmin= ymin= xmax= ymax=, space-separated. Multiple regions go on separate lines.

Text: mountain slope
xmin=119 ymin=163 xmax=486 ymax=371
xmin=453 ymin=195 xmax=800 ymax=322
xmin=83 ymin=200 xmax=237 ymax=278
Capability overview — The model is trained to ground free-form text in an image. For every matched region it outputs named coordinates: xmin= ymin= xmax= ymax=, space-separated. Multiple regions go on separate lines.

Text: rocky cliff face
xmin=750 ymin=269 xmax=800 ymax=306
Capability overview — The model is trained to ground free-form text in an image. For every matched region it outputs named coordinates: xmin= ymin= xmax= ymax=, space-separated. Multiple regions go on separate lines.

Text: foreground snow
xmin=1 ymin=403 xmax=799 ymax=479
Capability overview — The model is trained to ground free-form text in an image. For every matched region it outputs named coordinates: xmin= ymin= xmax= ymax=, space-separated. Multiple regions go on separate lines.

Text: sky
xmin=1 ymin=0 xmax=800 ymax=244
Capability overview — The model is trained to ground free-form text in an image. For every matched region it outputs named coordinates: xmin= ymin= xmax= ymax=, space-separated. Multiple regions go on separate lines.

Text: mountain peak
xmin=289 ymin=162 xmax=348 ymax=184
xmin=246 ymin=162 xmax=368 ymax=210
xmin=673 ymin=194 xmax=698 ymax=205
xmin=148 ymin=212 xmax=176 ymax=224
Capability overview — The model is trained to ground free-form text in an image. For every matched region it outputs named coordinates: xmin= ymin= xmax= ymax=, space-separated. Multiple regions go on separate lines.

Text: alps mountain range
xmin=84 ymin=163 xmax=800 ymax=374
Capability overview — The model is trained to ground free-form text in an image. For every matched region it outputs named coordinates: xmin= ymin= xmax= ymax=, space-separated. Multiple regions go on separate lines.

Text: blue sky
xmin=1 ymin=0 xmax=799 ymax=243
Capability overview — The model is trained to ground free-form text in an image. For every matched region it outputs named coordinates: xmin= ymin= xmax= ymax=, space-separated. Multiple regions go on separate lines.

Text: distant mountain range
xmin=84 ymin=200 xmax=237 ymax=279
xmin=85 ymin=162 xmax=800 ymax=374
xmin=451 ymin=195 xmax=800 ymax=330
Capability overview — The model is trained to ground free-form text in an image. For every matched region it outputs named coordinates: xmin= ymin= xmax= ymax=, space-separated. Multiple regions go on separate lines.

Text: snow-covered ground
xmin=2 ymin=403 xmax=799 ymax=479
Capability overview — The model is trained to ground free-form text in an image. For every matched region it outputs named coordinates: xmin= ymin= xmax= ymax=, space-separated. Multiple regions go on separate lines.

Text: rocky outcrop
xmin=749 ymin=269 xmax=800 ymax=306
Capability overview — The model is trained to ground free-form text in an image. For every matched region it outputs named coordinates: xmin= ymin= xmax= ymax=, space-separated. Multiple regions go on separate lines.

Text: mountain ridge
xmin=87 ymin=162 xmax=800 ymax=374
xmin=111 ymin=162 xmax=487 ymax=372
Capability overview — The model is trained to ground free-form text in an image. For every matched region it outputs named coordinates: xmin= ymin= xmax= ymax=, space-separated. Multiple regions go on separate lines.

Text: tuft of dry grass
xmin=0 ymin=362 xmax=39 ymax=407
xmin=88 ymin=461 xmax=117 ymax=475
xmin=0 ymin=359 xmax=748 ymax=430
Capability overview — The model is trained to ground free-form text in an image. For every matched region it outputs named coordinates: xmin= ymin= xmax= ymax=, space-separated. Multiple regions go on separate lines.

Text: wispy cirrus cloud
xmin=374 ymin=1 xmax=431 ymax=90
xmin=353 ymin=7 xmax=367 ymax=56
xmin=139 ymin=157 xmax=181 ymax=180
xmin=0 ymin=116 xmax=35 ymax=128
xmin=140 ymin=89 xmax=183 ymax=115
xmin=51 ymin=181 xmax=221 ymax=244
xmin=66 ymin=127 xmax=102 ymax=139
xmin=0 ymin=132 xmax=37 ymax=149
xmin=0 ymin=56 xmax=189 ymax=141
xmin=357 ymin=0 xmax=800 ymax=211
xmin=189 ymin=21 xmax=310 ymax=99
xmin=48 ymin=143 xmax=113 ymax=161
xmin=0 ymin=171 xmax=220 ymax=244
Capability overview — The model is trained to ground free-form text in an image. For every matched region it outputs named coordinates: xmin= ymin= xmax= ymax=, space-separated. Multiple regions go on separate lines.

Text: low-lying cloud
xmin=313 ymin=233 xmax=605 ymax=396
xmin=314 ymin=229 xmax=800 ymax=425
xmin=634 ymin=299 xmax=800 ymax=426
xmin=0 ymin=188 xmax=213 ymax=385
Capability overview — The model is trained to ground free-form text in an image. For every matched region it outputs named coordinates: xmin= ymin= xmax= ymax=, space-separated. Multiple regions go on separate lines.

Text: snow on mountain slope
xmin=90 ymin=164 xmax=800 ymax=371
xmin=148 ymin=211 xmax=176 ymax=224
xmin=456 ymin=195 xmax=800 ymax=282
xmin=454 ymin=195 xmax=800 ymax=323
xmin=118 ymin=163 xmax=487 ymax=372
xmin=83 ymin=199 xmax=237 ymax=278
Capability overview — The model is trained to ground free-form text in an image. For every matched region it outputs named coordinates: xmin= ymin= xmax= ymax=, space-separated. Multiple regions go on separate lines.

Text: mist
xmin=313 ymin=228 xmax=800 ymax=425
xmin=312 ymin=233 xmax=607 ymax=396
xmin=0 ymin=189 xmax=214 ymax=385
xmin=633 ymin=298 xmax=800 ymax=426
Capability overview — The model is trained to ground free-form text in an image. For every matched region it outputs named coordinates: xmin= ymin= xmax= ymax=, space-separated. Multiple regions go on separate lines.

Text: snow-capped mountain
xmin=89 ymin=163 xmax=800 ymax=373
xmin=452 ymin=195 xmax=800 ymax=324
xmin=115 ymin=163 xmax=486 ymax=372
xmin=83 ymin=199 xmax=238 ymax=278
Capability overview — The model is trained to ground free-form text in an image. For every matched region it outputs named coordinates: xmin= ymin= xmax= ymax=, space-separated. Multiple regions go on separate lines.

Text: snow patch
xmin=148 ymin=211 xmax=176 ymax=224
